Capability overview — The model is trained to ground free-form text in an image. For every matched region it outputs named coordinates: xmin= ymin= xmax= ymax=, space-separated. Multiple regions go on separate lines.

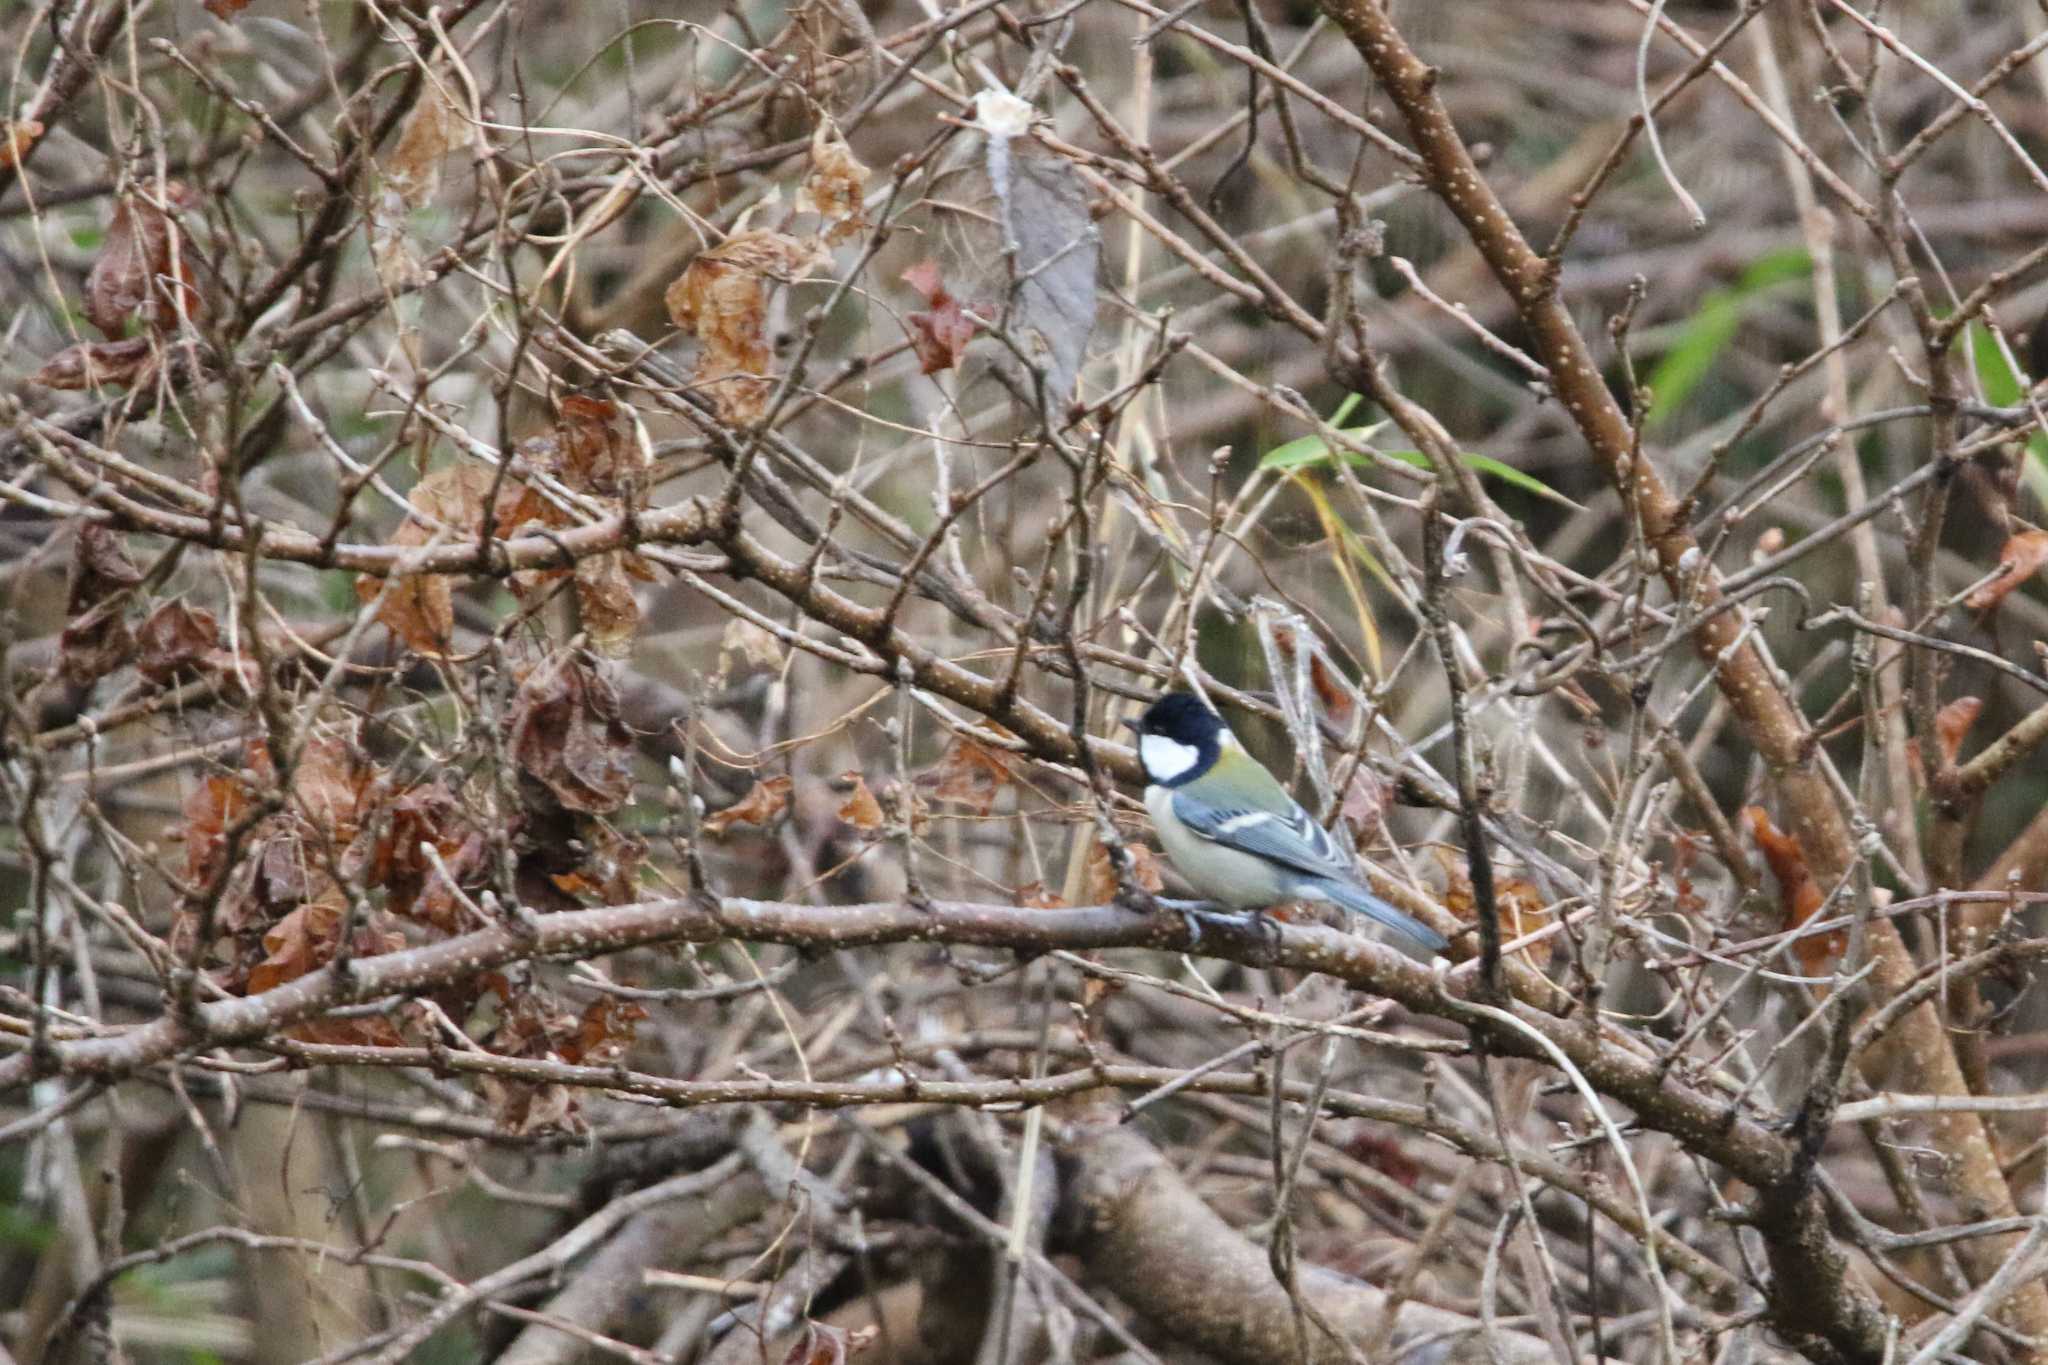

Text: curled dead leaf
xmin=86 ymin=181 xmax=201 ymax=338
xmin=575 ymin=551 xmax=641 ymax=656
xmin=1966 ymin=529 xmax=2048 ymax=613
xmin=384 ymin=74 xmax=472 ymax=209
xmin=796 ymin=119 xmax=870 ymax=244
xmin=506 ymin=654 xmax=637 ymax=814
xmin=1744 ymin=806 xmax=1841 ymax=974
xmin=1935 ymin=696 xmax=1983 ymax=766
xmin=836 ymin=773 xmax=885 ymax=834
xmin=32 ymin=337 xmax=157 ymax=391
xmin=354 ymin=462 xmax=539 ymax=656
xmin=702 ymin=775 xmax=793 ymax=836
xmin=1085 ymin=841 xmax=1165 ymax=905
xmin=0 ymin=119 xmax=43 ymax=169
xmin=666 ymin=231 xmax=830 ymax=424
xmin=925 ymin=735 xmax=1013 ymax=815
xmin=135 ymin=602 xmax=220 ymax=684
xmin=1432 ymin=846 xmax=1549 ymax=947
xmin=720 ymin=617 xmax=785 ymax=675
xmin=56 ymin=526 xmax=143 ymax=686
xmin=901 ymin=259 xmax=980 ymax=376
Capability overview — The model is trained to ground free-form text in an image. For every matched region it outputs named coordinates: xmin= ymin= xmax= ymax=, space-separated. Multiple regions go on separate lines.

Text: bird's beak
xmin=1120 ymin=716 xmax=1142 ymax=735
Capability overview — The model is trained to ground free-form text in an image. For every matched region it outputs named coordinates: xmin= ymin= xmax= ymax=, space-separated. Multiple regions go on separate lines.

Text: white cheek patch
xmin=1140 ymin=734 xmax=1200 ymax=782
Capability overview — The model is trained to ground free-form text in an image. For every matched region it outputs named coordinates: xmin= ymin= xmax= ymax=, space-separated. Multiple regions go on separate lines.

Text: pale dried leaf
xmin=795 ymin=119 xmax=870 ymax=244
xmin=720 ymin=617 xmax=785 ymax=673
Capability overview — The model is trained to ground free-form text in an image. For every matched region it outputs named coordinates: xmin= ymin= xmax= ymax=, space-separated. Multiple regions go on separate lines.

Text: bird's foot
xmin=1158 ymin=898 xmax=1252 ymax=947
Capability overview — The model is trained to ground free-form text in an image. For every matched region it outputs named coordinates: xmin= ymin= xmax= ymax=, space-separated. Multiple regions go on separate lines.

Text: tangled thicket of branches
xmin=7 ymin=0 xmax=2048 ymax=1361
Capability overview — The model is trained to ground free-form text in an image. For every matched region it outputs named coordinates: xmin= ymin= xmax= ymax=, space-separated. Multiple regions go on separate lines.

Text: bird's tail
xmin=1307 ymin=877 xmax=1448 ymax=954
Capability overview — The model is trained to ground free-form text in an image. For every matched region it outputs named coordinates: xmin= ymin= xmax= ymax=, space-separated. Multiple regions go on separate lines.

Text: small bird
xmin=1125 ymin=693 xmax=1447 ymax=954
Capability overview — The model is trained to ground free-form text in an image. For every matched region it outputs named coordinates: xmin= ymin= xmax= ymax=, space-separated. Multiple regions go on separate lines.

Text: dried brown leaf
xmin=575 ymin=551 xmax=641 ymax=656
xmin=1935 ymin=695 xmax=1983 ymax=766
xmin=836 ymin=773 xmax=885 ymax=833
xmin=85 ymin=182 xmax=200 ymax=338
xmin=1432 ymin=847 xmax=1549 ymax=949
xmin=901 ymin=259 xmax=980 ymax=376
xmin=291 ymin=729 xmax=368 ymax=838
xmin=1966 ymin=529 xmax=2048 ymax=613
xmin=0 ymin=119 xmax=43 ymax=169
xmin=1085 ymin=841 xmax=1165 ymax=905
xmin=32 ymin=337 xmax=157 ymax=390
xmin=56 ymin=526 xmax=143 ymax=686
xmin=1744 ymin=806 xmax=1839 ymax=974
xmin=135 ymin=602 xmax=220 ymax=684
xmin=247 ymin=896 xmax=341 ymax=995
xmin=385 ymin=75 xmax=471 ymax=209
xmin=666 ymin=231 xmax=829 ymax=424
xmin=356 ymin=462 xmax=498 ymax=656
xmin=720 ymin=617 xmax=785 ymax=674
xmin=1016 ymin=881 xmax=1068 ymax=910
xmin=562 ymin=997 xmax=648 ymax=1066
xmin=506 ymin=655 xmax=637 ymax=814
xmin=795 ymin=119 xmax=870 ymax=244
xmin=926 ymin=735 xmax=1012 ymax=815
xmin=703 ymin=776 xmax=794 ymax=836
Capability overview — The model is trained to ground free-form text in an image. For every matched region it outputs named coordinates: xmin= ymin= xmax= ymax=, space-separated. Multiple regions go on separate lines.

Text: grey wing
xmin=1169 ymin=791 xmax=1355 ymax=883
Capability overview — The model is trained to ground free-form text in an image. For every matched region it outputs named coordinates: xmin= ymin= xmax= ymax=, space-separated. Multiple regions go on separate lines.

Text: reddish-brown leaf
xmin=562 ymin=997 xmax=648 ymax=1066
xmin=1433 ymin=847 xmax=1547 ymax=951
xmin=0 ymin=119 xmax=43 ymax=169
xmin=247 ymin=896 xmax=340 ymax=995
xmin=1935 ymin=696 xmax=1983 ymax=766
xmin=85 ymin=182 xmax=200 ymax=338
xmin=900 ymin=260 xmax=979 ymax=375
xmin=57 ymin=600 xmax=134 ymax=688
xmin=926 ymin=736 xmax=1013 ymax=815
xmin=547 ymin=821 xmax=647 ymax=905
xmin=1270 ymin=624 xmax=1357 ymax=726
xmin=1966 ymin=529 xmax=2048 ymax=613
xmin=344 ymin=780 xmax=487 ymax=930
xmin=550 ymin=394 xmax=640 ymax=496
xmin=291 ymin=730 xmax=368 ymax=839
xmin=666 ymin=231 xmax=830 ymax=424
xmin=1015 ymin=881 xmax=1068 ymax=909
xmin=505 ymin=655 xmax=637 ymax=814
xmin=181 ymin=771 xmax=254 ymax=886
xmin=356 ymin=463 xmax=499 ymax=656
xmin=1744 ymin=806 xmax=1840 ymax=974
xmin=836 ymin=773 xmax=885 ymax=833
xmin=703 ymin=776 xmax=794 ymax=836
xmin=1085 ymin=841 xmax=1166 ymax=905
xmin=203 ymin=0 xmax=251 ymax=16
xmin=135 ymin=601 xmax=220 ymax=684
xmin=32 ymin=337 xmax=155 ymax=390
